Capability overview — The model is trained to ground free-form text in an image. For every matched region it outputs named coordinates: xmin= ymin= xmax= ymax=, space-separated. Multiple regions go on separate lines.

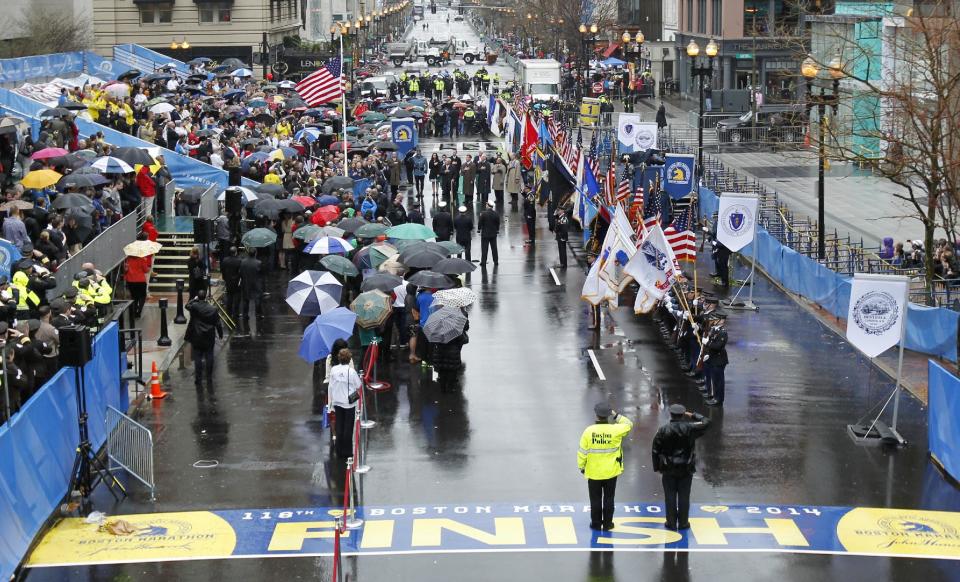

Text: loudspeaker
xmin=60 ymin=325 xmax=92 ymax=367
xmin=224 ymin=187 xmax=243 ymax=215
xmin=193 ymin=218 xmax=213 ymax=244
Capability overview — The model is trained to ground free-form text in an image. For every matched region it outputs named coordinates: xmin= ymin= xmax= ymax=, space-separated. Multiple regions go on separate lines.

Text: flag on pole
xmin=663 ymin=203 xmax=696 ymax=262
xmin=521 ymin=114 xmax=539 ymax=169
xmin=296 ymin=57 xmax=345 ymax=106
xmin=624 ymin=224 xmax=679 ymax=311
xmin=615 ymin=179 xmax=632 ymax=204
xmin=642 ymin=186 xmax=662 ymax=233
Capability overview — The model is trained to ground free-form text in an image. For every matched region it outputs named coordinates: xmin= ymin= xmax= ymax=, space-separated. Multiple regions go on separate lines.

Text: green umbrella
xmin=438 ymin=241 xmax=464 ymax=255
xmin=356 ymin=223 xmax=388 ymax=238
xmin=369 ymin=242 xmax=398 ymax=269
xmin=350 ymin=290 xmax=393 ymax=329
xmin=361 ymin=111 xmax=387 ymax=122
xmin=146 ymin=96 xmax=169 ymax=107
xmin=241 ymin=227 xmax=278 ymax=248
xmin=292 ymin=224 xmax=322 ymax=242
xmin=320 ymin=254 xmax=359 ymax=277
xmin=392 ymin=239 xmax=422 ymax=252
xmin=386 ymin=223 xmax=437 ymax=240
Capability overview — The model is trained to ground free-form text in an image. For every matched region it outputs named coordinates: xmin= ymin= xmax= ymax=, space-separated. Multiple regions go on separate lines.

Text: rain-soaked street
xmin=21 ymin=8 xmax=960 ymax=582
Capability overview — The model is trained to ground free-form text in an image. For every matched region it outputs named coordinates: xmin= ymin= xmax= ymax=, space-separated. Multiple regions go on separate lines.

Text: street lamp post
xmin=578 ymin=23 xmax=599 ymax=101
xmin=621 ymin=30 xmax=644 ymax=101
xmin=801 ymin=54 xmax=843 ymax=261
xmin=686 ymin=38 xmax=718 ymax=183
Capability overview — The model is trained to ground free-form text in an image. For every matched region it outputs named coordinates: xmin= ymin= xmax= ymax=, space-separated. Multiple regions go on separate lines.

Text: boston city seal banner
xmin=846 ymin=274 xmax=909 ymax=358
xmin=716 ymin=193 xmax=759 ymax=253
xmin=617 ymin=115 xmax=657 ymax=154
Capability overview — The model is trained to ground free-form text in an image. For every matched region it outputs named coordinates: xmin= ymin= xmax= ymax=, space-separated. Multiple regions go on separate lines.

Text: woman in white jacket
xmin=328 ymin=347 xmax=362 ymax=458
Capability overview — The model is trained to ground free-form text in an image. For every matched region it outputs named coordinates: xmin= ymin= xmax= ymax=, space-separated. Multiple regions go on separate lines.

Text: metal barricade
xmin=198 ymin=183 xmax=221 ymax=219
xmin=105 ymin=405 xmax=156 ymax=500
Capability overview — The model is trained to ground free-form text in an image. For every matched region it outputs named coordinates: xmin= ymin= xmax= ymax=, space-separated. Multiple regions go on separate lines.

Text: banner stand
xmin=722 ymin=235 xmax=759 ymax=311
xmin=716 ymin=192 xmax=759 ymax=311
xmin=845 ymin=274 xmax=910 ymax=448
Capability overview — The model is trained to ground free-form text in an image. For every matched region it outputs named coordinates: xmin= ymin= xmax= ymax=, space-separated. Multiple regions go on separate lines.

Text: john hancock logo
xmin=720 ymin=203 xmax=753 ymax=237
xmin=667 ymin=161 xmax=690 ymax=186
xmin=393 ymin=126 xmax=412 ymax=143
xmin=866 ymin=516 xmax=960 ymax=551
xmin=853 ymin=290 xmax=899 ymax=336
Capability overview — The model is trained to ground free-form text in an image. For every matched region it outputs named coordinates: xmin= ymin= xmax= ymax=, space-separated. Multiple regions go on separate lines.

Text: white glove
xmin=703 ymin=354 xmax=710 ymax=361
xmin=691 ymin=323 xmax=700 ymax=333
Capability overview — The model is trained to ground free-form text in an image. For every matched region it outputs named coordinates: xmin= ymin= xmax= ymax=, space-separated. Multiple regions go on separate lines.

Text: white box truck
xmin=518 ymin=59 xmax=561 ymax=103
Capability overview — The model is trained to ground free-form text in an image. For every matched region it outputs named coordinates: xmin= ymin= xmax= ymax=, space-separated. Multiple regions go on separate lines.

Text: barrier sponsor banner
xmin=846 ymin=274 xmax=910 ymax=358
xmin=391 ymin=118 xmax=417 ymax=156
xmin=929 ymin=360 xmax=960 ymax=482
xmin=0 ymin=52 xmax=85 ymax=85
xmin=662 ymin=153 xmax=695 ymax=199
xmin=716 ymin=193 xmax=758 ymax=252
xmin=25 ymin=502 xmax=960 ymax=568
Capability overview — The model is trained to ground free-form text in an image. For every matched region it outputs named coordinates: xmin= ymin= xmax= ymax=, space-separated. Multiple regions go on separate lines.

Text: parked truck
xmin=518 ymin=59 xmax=561 ymax=103
xmin=449 ymin=38 xmax=484 ymax=64
xmin=388 ymin=40 xmax=449 ymax=67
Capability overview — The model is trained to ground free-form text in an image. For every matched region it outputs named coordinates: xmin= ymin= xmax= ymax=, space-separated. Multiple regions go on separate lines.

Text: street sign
xmin=271 ymin=61 xmax=289 ymax=75
xmin=592 ymin=82 xmax=604 ymax=95
xmin=735 ymin=53 xmax=753 ymax=59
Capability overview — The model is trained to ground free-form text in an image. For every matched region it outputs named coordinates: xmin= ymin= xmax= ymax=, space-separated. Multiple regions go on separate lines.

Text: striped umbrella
xmin=91 ymin=156 xmax=135 ymax=174
xmin=286 ymin=270 xmax=343 ymax=316
xmin=350 ymin=290 xmax=393 ymax=329
xmin=217 ymin=186 xmax=258 ymax=203
xmin=295 ymin=127 xmax=322 ymax=143
xmin=423 ymin=306 xmax=468 ymax=343
xmin=306 ymin=236 xmax=355 ymax=255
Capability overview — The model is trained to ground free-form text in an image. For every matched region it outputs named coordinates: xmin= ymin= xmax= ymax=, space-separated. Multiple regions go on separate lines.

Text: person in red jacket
xmin=142 ymin=215 xmax=159 ymax=242
xmin=135 ymin=165 xmax=156 ymax=216
xmin=124 ymin=233 xmax=154 ymax=319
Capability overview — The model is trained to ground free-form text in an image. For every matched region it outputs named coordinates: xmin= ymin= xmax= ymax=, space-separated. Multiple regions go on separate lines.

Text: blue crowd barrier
xmin=114 ymin=44 xmax=190 ymax=77
xmin=81 ymin=52 xmax=122 ymax=81
xmin=698 ymin=187 xmax=959 ymax=362
xmin=0 ymin=52 xmax=85 ymax=85
xmin=928 ymin=360 xmax=960 ymax=482
xmin=0 ymin=323 xmax=124 ymax=582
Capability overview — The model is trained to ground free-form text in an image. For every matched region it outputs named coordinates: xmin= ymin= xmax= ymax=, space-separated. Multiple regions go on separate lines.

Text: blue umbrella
xmin=231 ymin=68 xmax=254 ymax=77
xmin=295 ymin=127 xmax=322 ymax=143
xmin=298 ymin=307 xmax=357 ymax=363
xmin=0 ymin=239 xmax=22 ymax=279
xmin=247 ymin=98 xmax=268 ymax=108
xmin=317 ymin=194 xmax=340 ymax=206
xmin=241 ymin=151 xmax=270 ymax=170
xmin=223 ymin=89 xmax=245 ymax=100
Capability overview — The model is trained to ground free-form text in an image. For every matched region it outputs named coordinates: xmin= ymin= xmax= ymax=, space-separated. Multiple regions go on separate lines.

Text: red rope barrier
xmin=331 ymin=523 xmax=341 ymax=582
xmin=362 ymin=342 xmax=379 ymax=383
xmin=341 ymin=465 xmax=351 ymax=533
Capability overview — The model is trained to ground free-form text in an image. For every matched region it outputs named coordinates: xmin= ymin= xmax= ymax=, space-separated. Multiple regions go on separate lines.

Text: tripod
xmin=67 ymin=365 xmax=125 ymax=511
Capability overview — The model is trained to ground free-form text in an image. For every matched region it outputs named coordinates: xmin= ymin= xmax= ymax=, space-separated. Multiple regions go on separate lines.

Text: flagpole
xmin=340 ymin=32 xmax=348 ymax=178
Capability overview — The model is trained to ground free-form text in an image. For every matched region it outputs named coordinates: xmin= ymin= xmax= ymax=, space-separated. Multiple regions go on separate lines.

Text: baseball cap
xmin=594 ymin=402 xmax=614 ymax=418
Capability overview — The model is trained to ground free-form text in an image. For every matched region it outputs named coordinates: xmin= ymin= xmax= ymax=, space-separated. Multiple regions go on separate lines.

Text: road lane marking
xmin=587 ymin=349 xmax=606 ymax=381
xmin=549 ymin=268 xmax=561 ymax=286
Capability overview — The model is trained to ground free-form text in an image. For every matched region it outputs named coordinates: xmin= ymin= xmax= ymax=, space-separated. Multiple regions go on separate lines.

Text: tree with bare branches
xmin=0 ymin=6 xmax=93 ymax=59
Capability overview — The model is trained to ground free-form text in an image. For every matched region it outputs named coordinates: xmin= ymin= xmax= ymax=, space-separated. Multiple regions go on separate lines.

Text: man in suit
xmin=185 ymin=289 xmax=223 ymax=388
xmin=522 ymin=189 xmax=537 ymax=244
xmin=555 ymin=206 xmax=569 ymax=268
xmin=220 ymin=246 xmax=243 ymax=322
xmin=477 ymin=201 xmax=500 ymax=267
xmin=432 ymin=201 xmax=454 ymax=241
xmin=454 ymin=206 xmax=474 ymax=262
xmin=239 ymin=249 xmax=264 ymax=321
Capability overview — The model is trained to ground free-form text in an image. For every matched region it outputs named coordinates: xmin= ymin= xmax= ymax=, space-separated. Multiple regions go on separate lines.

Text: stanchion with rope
xmin=361 ymin=340 xmax=392 ymax=423
xmin=352 ymin=409 xmax=370 ymax=474
xmin=332 ymin=516 xmax=344 ymax=582
xmin=344 ymin=456 xmax=364 ymax=529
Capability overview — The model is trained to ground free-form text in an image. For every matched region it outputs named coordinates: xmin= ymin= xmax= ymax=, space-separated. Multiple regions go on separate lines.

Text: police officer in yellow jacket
xmin=578 ymin=402 xmax=633 ymax=530
xmin=11 ymin=271 xmax=40 ymax=316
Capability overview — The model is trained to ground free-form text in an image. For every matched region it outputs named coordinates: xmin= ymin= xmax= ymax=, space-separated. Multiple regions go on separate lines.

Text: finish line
xmin=26 ymin=502 xmax=960 ymax=568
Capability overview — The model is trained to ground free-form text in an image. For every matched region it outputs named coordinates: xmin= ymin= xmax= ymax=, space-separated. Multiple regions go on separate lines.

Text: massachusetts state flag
xmin=664 ymin=203 xmax=696 ymax=262
xmin=296 ymin=57 xmax=345 ymax=106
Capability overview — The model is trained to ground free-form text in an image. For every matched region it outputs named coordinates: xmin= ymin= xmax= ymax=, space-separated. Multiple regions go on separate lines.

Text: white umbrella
xmin=90 ymin=156 xmax=135 ymax=174
xmin=285 ymin=270 xmax=343 ymax=316
xmin=149 ymin=102 xmax=175 ymax=114
xmin=232 ymin=68 xmax=254 ymax=78
xmin=433 ymin=287 xmax=478 ymax=308
xmin=103 ymin=82 xmax=131 ymax=98
xmin=216 ymin=186 xmax=258 ymax=203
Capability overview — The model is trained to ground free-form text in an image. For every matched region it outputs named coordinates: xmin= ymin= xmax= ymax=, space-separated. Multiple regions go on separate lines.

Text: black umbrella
xmin=398 ymin=247 xmax=445 ymax=269
xmin=221 ymin=57 xmax=248 ymax=68
xmin=179 ymin=185 xmax=207 ymax=204
xmin=406 ymin=270 xmax=456 ymax=289
xmin=111 ymin=147 xmax=155 ymax=166
xmin=61 ymin=102 xmax=87 ymax=111
xmin=432 ymin=257 xmax=477 ymax=274
xmin=187 ymin=73 xmax=208 ymax=81
xmin=372 ymin=141 xmax=398 ymax=151
xmin=335 ymin=217 xmax=368 ymax=234
xmin=282 ymin=97 xmax=308 ymax=110
xmin=142 ymin=73 xmax=173 ymax=83
xmin=117 ymin=69 xmax=141 ymax=81
xmin=252 ymin=113 xmax=275 ymax=125
xmin=400 ymin=241 xmax=448 ymax=256
xmin=360 ymin=272 xmax=403 ymax=293
xmin=57 ymin=173 xmax=107 ymax=189
xmin=210 ymin=64 xmax=231 ymax=73
xmin=50 ymin=153 xmax=90 ymax=170
xmin=39 ymin=108 xmax=70 ymax=118
xmin=321 ymin=175 xmax=355 ymax=194
xmin=64 ymin=207 xmax=93 ymax=241
xmin=254 ymin=198 xmax=305 ymax=219
xmin=256 ymin=183 xmax=286 ymax=196
xmin=52 ymin=193 xmax=94 ymax=210
xmin=195 ymin=129 xmax=218 ymax=137
xmin=240 ymin=137 xmax=262 ymax=146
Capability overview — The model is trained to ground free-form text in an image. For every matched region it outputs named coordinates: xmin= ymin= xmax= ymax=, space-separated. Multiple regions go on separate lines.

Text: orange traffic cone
xmin=804 ymin=130 xmax=811 ymax=148
xmin=147 ymin=361 xmax=167 ymax=400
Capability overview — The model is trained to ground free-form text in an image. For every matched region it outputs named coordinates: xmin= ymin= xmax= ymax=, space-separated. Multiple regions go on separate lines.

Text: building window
xmin=686 ymin=0 xmax=692 ymax=31
xmin=711 ymin=0 xmax=721 ymax=35
xmin=199 ymin=5 xmax=232 ymax=23
xmin=697 ymin=0 xmax=706 ymax=33
xmin=140 ymin=6 xmax=172 ymax=25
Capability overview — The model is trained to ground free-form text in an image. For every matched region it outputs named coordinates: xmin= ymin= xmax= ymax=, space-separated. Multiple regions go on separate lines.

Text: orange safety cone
xmin=804 ymin=130 xmax=811 ymax=148
xmin=147 ymin=361 xmax=167 ymax=400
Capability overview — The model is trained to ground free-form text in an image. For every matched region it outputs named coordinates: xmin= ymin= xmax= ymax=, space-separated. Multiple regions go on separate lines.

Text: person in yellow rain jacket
xmin=11 ymin=271 xmax=40 ymax=316
xmin=578 ymin=402 xmax=633 ymax=531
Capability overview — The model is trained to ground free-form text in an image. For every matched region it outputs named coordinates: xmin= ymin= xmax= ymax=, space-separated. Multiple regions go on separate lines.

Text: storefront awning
xmin=602 ymin=43 xmax=620 ymax=58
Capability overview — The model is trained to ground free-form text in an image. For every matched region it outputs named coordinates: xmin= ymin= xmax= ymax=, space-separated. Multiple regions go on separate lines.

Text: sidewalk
xmin=121 ymin=294 xmax=190 ymax=409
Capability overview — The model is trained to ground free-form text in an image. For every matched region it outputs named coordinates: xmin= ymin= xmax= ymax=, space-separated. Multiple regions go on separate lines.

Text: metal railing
xmin=715 ymin=125 xmax=806 ymax=151
xmin=105 ymin=405 xmax=155 ymax=500
xmin=687 ymin=111 xmax=741 ymax=129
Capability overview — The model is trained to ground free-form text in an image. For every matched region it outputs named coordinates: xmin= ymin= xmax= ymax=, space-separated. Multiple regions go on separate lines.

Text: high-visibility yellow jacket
xmin=92 ymin=278 xmax=112 ymax=305
xmin=11 ymin=272 xmax=39 ymax=311
xmin=578 ymin=414 xmax=633 ymax=480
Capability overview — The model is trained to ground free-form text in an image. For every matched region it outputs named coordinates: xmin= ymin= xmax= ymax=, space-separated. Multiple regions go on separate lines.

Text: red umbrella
xmin=31 ymin=147 xmax=70 ymax=160
xmin=310 ymin=204 xmax=340 ymax=226
xmin=292 ymin=195 xmax=317 ymax=208
xmin=329 ymin=141 xmax=352 ymax=151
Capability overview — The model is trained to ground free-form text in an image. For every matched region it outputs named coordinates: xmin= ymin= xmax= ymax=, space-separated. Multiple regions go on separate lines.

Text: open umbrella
xmin=117 ymin=69 xmax=141 ymax=81
xmin=298 ymin=307 xmax=357 ymax=363
xmin=350 ymin=290 xmax=393 ymax=329
xmin=0 ymin=200 xmax=33 ymax=212
xmin=38 ymin=109 xmax=70 ymax=118
xmin=320 ymin=254 xmax=360 ymax=277
xmin=254 ymin=198 xmax=305 ymax=219
xmin=423 ymin=306 xmax=468 ymax=343
xmin=306 ymin=236 xmax=355 ymax=255
xmin=292 ymin=224 xmax=322 ymax=242
xmin=0 ymin=239 xmax=22 ymax=279
xmin=432 ymin=257 xmax=476 ymax=274
xmin=295 ymin=127 xmax=322 ymax=143
xmin=406 ymin=270 xmax=456 ymax=289
xmin=355 ymin=223 xmax=388 ymax=239
xmin=111 ymin=147 xmax=156 ymax=166
xmin=361 ymin=111 xmax=387 ymax=122
xmin=52 ymin=193 xmax=94 ymax=210
xmin=398 ymin=246 xmax=445 ymax=269
xmin=149 ymin=102 xmax=175 ymax=115
xmin=103 ymin=82 xmax=131 ymax=98
xmin=438 ymin=240 xmax=464 ymax=255
xmin=321 ymin=175 xmax=355 ymax=194
xmin=241 ymin=227 xmax=278 ymax=248
xmin=360 ymin=272 xmax=403 ymax=293
xmin=123 ymin=240 xmax=163 ymax=258
xmin=433 ymin=287 xmax=478 ymax=308
xmin=179 ymin=185 xmax=207 ymax=204
xmin=57 ymin=173 xmax=107 ymax=189
xmin=91 ymin=156 xmax=135 ymax=174
xmin=217 ymin=186 xmax=258 ymax=203
xmin=386 ymin=223 xmax=437 ymax=240
xmin=292 ymin=195 xmax=317 ymax=208
xmin=335 ymin=217 xmax=368 ymax=234
xmin=317 ymin=194 xmax=340 ymax=206
xmin=372 ymin=141 xmax=398 ymax=151
xmin=309 ymin=205 xmax=340 ymax=226
xmin=378 ymin=255 xmax=407 ymax=276
xmin=31 ymin=147 xmax=70 ymax=160
xmin=256 ymin=183 xmax=286 ymax=197
xmin=64 ymin=207 xmax=93 ymax=241
xmin=286 ymin=270 xmax=343 ymax=316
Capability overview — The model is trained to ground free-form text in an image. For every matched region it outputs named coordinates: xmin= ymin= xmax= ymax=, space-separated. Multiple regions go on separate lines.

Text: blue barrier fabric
xmin=81 ymin=52 xmax=121 ymax=81
xmin=0 ymin=52 xmax=85 ymax=85
xmin=130 ymin=45 xmax=191 ymax=77
xmin=928 ymin=360 xmax=960 ymax=482
xmin=0 ymin=323 xmax=123 ymax=582
xmin=697 ymin=187 xmax=958 ymax=362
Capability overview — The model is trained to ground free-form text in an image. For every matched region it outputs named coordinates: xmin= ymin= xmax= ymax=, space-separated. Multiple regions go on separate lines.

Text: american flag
xmin=642 ymin=185 xmax=661 ymax=235
xmin=296 ymin=57 xmax=344 ymax=106
xmin=615 ymin=179 xmax=632 ymax=204
xmin=546 ymin=115 xmax=559 ymax=143
xmin=588 ymin=131 xmax=602 ymax=181
xmin=664 ymin=203 xmax=696 ymax=262
xmin=605 ymin=162 xmax=617 ymax=206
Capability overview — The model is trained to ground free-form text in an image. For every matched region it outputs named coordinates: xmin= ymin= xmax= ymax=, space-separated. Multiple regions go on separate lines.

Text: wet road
xmin=23 ymin=9 xmax=960 ymax=582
